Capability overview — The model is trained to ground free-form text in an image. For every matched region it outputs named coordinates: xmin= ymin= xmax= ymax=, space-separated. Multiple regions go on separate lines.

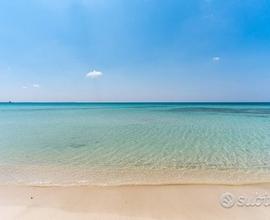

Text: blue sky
xmin=0 ymin=0 xmax=270 ymax=101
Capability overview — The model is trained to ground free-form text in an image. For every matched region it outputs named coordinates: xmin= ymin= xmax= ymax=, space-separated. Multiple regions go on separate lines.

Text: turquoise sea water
xmin=1 ymin=102 xmax=270 ymax=185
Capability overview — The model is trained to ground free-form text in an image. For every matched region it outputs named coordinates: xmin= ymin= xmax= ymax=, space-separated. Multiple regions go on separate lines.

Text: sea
xmin=0 ymin=102 xmax=270 ymax=185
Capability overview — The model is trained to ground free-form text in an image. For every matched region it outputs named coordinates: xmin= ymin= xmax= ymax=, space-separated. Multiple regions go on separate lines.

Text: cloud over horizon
xmin=86 ymin=70 xmax=103 ymax=79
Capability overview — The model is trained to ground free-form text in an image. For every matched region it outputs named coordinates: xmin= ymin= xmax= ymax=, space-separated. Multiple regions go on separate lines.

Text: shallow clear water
xmin=1 ymin=102 xmax=270 ymax=185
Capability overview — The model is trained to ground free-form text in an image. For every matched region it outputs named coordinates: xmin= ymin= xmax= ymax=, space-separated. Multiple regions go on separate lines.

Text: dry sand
xmin=1 ymin=184 xmax=270 ymax=220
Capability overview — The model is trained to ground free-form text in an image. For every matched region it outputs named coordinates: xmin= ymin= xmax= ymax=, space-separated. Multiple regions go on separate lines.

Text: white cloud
xmin=33 ymin=84 xmax=40 ymax=88
xmin=86 ymin=70 xmax=103 ymax=79
xmin=212 ymin=56 xmax=220 ymax=62
xmin=22 ymin=86 xmax=27 ymax=89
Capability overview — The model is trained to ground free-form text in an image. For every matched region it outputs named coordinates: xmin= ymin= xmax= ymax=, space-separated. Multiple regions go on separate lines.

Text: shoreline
xmin=1 ymin=183 xmax=270 ymax=220
xmin=2 ymin=181 xmax=270 ymax=187
xmin=2 ymin=164 xmax=270 ymax=187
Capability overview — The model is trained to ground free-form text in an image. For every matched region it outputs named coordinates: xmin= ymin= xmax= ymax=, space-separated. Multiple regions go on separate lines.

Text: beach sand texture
xmin=1 ymin=184 xmax=270 ymax=220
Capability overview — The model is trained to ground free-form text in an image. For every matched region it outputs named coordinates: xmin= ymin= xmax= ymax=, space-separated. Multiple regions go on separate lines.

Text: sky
xmin=0 ymin=0 xmax=270 ymax=102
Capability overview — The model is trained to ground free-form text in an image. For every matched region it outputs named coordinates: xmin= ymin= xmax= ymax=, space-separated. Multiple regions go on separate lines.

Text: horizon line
xmin=1 ymin=101 xmax=270 ymax=104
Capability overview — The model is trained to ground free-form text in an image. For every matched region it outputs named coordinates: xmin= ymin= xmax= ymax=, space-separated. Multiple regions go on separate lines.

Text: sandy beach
xmin=1 ymin=184 xmax=270 ymax=220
